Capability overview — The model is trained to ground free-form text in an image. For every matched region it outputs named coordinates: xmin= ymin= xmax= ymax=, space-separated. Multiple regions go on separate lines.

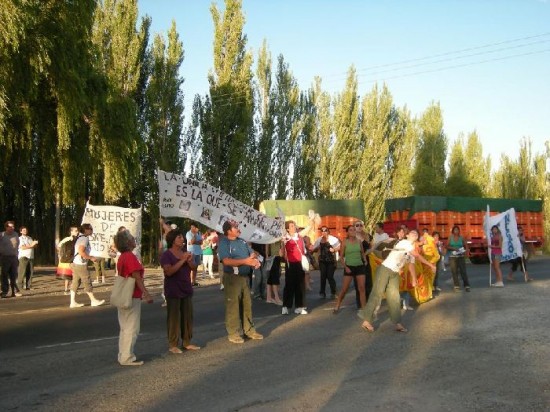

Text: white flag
xmin=484 ymin=207 xmax=522 ymax=262
xmin=158 ymin=170 xmax=284 ymax=244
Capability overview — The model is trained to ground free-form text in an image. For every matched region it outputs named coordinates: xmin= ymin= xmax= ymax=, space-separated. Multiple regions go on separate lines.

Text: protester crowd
xmin=0 ymin=217 xmax=532 ymax=367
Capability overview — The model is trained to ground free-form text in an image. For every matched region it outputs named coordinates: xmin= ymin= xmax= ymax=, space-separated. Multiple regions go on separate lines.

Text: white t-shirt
xmin=18 ymin=235 xmax=35 ymax=259
xmin=312 ymin=235 xmax=340 ymax=249
xmin=382 ymin=239 xmax=414 ymax=272
xmin=73 ymin=235 xmax=90 ymax=265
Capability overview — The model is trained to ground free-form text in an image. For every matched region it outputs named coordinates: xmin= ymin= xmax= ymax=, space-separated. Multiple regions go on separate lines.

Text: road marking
xmin=36 ymin=336 xmax=119 ymax=349
xmin=36 ymin=334 xmax=147 ymax=349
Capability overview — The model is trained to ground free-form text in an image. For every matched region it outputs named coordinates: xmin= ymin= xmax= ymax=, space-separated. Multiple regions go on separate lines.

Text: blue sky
xmin=139 ymin=0 xmax=550 ymax=169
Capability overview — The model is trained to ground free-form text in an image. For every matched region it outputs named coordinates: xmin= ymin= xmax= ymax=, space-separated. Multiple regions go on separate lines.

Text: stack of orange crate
xmin=466 ymin=211 xmax=484 ymax=239
xmin=319 ymin=215 xmax=357 ymax=240
xmin=411 ymin=211 xmax=436 ymax=233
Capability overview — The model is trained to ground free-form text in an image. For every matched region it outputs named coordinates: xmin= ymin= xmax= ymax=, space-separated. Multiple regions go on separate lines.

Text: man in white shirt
xmin=358 ymin=229 xmax=435 ymax=333
xmin=372 ymin=222 xmax=389 ymax=248
xmin=18 ymin=226 xmax=38 ymax=290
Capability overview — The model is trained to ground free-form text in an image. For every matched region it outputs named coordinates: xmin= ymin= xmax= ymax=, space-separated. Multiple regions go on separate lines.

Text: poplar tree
xmin=271 ymin=54 xmax=300 ymax=199
xmin=198 ymin=0 xmax=255 ymax=203
xmin=463 ymin=130 xmax=491 ymax=196
xmin=253 ymin=40 xmax=276 ymax=204
xmin=91 ymin=0 xmax=149 ymax=203
xmin=388 ymin=107 xmax=417 ymax=199
xmin=446 ymin=137 xmax=482 ymax=197
xmin=314 ymin=77 xmax=333 ymax=199
xmin=491 ymin=138 xmax=545 ymax=200
xmin=412 ymin=102 xmax=447 ymax=195
xmin=292 ymin=89 xmax=320 ymax=199
xmin=330 ymin=66 xmax=361 ymax=199
xmin=359 ymin=84 xmax=414 ymax=225
xmin=141 ymin=21 xmax=185 ymax=262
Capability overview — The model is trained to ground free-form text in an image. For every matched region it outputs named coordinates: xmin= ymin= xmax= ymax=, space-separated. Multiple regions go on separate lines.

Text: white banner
xmin=158 ymin=170 xmax=284 ymax=244
xmin=483 ymin=207 xmax=522 ymax=262
xmin=81 ymin=202 xmax=142 ymax=259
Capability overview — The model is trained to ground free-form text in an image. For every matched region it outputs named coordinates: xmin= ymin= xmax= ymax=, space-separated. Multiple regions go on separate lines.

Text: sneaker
xmin=246 ymin=332 xmax=264 ymax=340
xmin=70 ymin=302 xmax=84 ymax=308
xmin=453 ymin=286 xmax=461 ymax=292
xmin=220 ymin=284 xmax=224 ymax=291
xmin=294 ymin=307 xmax=308 ymax=315
xmin=465 ymin=286 xmax=471 ymax=292
xmin=91 ymin=299 xmax=106 ymax=307
xmin=120 ymin=360 xmax=144 ymax=366
xmin=491 ymin=282 xmax=504 ymax=288
xmin=282 ymin=307 xmax=289 ymax=315
xmin=228 ymin=335 xmax=245 ymax=344
xmin=14 ymin=291 xmax=23 ymax=297
xmin=435 ymin=286 xmax=442 ymax=292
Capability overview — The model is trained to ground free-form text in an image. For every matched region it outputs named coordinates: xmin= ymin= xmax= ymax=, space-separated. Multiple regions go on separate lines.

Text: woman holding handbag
xmin=114 ymin=229 xmax=153 ymax=366
xmin=281 ymin=220 xmax=308 ymax=315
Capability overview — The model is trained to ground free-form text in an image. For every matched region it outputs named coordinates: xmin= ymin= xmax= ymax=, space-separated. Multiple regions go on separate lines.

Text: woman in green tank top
xmin=334 ymin=225 xmax=367 ymax=313
xmin=446 ymin=225 xmax=470 ymax=291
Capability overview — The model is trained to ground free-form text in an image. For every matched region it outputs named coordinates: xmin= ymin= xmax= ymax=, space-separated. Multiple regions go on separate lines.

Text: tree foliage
xmin=413 ymin=102 xmax=447 ymax=195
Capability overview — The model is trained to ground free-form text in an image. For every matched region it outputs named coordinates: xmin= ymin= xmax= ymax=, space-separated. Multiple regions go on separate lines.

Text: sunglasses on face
xmin=321 ymin=228 xmax=328 ymax=232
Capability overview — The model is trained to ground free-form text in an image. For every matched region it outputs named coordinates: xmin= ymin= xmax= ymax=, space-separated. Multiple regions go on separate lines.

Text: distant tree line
xmin=1 ymin=0 xmax=548 ymax=264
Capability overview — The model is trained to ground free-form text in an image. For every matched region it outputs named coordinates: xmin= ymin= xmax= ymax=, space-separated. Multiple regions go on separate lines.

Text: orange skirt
xmin=56 ymin=262 xmax=73 ymax=280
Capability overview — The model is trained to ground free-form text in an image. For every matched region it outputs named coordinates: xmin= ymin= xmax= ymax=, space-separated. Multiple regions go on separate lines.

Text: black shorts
xmin=344 ymin=265 xmax=366 ymax=277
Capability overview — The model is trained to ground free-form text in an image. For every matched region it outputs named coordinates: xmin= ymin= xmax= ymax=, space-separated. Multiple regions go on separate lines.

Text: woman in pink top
xmin=488 ymin=225 xmax=504 ymax=287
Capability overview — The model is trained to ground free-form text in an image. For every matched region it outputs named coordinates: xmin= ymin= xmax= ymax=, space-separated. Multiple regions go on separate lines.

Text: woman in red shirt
xmin=114 ymin=229 xmax=153 ymax=366
xmin=282 ymin=221 xmax=308 ymax=315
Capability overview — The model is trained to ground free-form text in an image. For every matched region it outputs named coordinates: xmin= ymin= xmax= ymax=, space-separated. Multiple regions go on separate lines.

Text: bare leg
xmin=334 ymin=276 xmax=353 ymax=312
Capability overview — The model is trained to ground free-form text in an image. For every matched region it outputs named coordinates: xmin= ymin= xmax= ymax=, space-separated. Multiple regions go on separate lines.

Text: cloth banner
xmin=158 ymin=170 xmax=284 ymax=244
xmin=483 ymin=206 xmax=522 ymax=262
xmin=81 ymin=202 xmax=142 ymax=259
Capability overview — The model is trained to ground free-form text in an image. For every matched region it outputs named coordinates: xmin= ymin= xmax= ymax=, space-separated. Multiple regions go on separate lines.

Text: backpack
xmin=59 ymin=237 xmax=77 ymax=263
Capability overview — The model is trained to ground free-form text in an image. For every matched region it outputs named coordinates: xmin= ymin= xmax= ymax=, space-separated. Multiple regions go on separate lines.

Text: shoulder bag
xmin=110 ymin=275 xmax=136 ymax=309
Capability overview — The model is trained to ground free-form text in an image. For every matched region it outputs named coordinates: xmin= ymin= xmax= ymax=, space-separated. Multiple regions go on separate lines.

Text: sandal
xmin=169 ymin=347 xmax=183 ymax=354
xmin=184 ymin=344 xmax=201 ymax=351
xmin=361 ymin=321 xmax=374 ymax=332
xmin=395 ymin=324 xmax=408 ymax=333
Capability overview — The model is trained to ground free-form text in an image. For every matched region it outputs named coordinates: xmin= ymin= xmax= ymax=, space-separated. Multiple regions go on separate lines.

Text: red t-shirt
xmin=117 ymin=251 xmax=144 ymax=299
xmin=284 ymin=237 xmax=305 ymax=263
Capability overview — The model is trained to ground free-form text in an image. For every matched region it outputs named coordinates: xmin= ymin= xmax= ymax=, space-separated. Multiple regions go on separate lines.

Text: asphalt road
xmin=1 ymin=257 xmax=549 ymax=411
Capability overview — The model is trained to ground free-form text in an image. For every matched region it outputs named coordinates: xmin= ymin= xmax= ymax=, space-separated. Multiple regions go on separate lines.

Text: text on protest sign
xmin=158 ymin=170 xmax=284 ymax=244
xmin=81 ymin=202 xmax=142 ymax=258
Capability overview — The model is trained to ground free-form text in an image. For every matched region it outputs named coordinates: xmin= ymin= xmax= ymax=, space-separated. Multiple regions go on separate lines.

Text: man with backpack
xmin=69 ymin=224 xmax=105 ymax=308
